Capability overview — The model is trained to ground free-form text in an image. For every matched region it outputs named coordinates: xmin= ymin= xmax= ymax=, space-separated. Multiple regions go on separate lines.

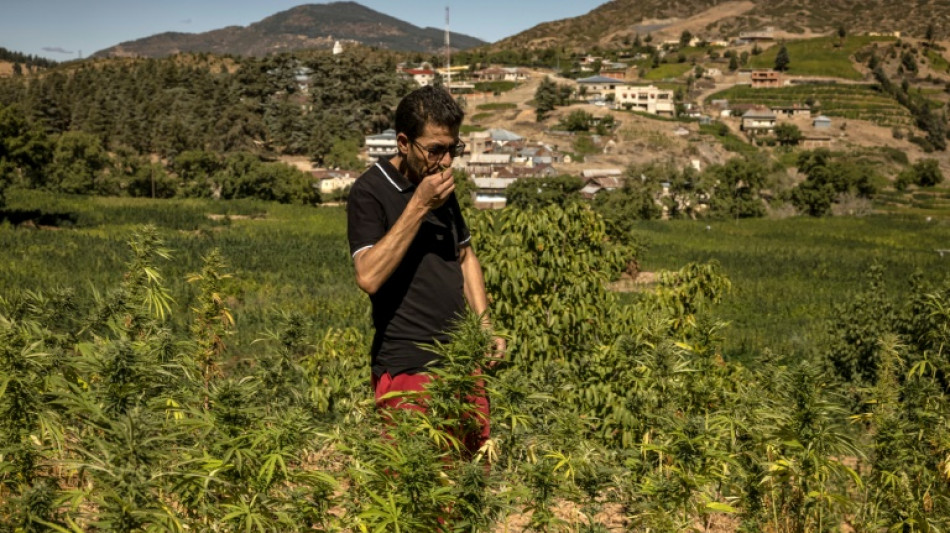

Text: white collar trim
xmin=376 ymin=162 xmax=407 ymax=192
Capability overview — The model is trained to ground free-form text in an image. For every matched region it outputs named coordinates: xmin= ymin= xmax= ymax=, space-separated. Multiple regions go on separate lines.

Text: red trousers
xmin=372 ymin=371 xmax=490 ymax=455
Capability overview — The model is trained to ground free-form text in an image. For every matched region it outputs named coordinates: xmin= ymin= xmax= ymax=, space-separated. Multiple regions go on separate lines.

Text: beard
xmin=404 ymin=150 xmax=440 ymax=185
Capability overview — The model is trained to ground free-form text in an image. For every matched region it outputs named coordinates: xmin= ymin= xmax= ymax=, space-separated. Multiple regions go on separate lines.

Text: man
xmin=346 ymin=85 xmax=502 ymax=451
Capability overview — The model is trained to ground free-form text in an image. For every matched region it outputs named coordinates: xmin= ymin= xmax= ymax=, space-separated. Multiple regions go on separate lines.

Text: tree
xmin=910 ymin=158 xmax=944 ymax=187
xmin=558 ymin=110 xmax=593 ymax=132
xmin=324 ymin=137 xmax=362 ymax=170
xmin=774 ymin=45 xmax=790 ymax=72
xmin=789 ymin=149 xmax=878 ymax=216
xmin=774 ymin=123 xmax=803 ymax=146
xmin=0 ymin=104 xmax=52 ymax=190
xmin=534 ymin=76 xmax=558 ymax=122
xmin=593 ymin=176 xmax=664 ymax=236
xmin=901 ymin=50 xmax=918 ymax=74
xmin=705 ymin=156 xmax=769 ymax=218
xmin=729 ymin=54 xmax=739 ymax=72
xmin=171 ymin=150 xmax=223 ymax=197
xmin=505 ymin=175 xmax=583 ymax=209
xmin=47 ymin=131 xmax=113 ymax=195
xmin=680 ymin=30 xmax=693 ymax=48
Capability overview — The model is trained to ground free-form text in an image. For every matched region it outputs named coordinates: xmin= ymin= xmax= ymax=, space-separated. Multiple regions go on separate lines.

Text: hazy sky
xmin=1 ymin=0 xmax=607 ymax=61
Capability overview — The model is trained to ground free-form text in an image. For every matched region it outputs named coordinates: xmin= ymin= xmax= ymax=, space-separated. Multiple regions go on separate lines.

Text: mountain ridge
xmin=492 ymin=0 xmax=947 ymax=52
xmin=93 ymin=2 xmax=486 ymax=59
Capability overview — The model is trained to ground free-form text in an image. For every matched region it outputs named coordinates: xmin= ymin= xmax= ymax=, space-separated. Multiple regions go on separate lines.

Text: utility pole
xmin=445 ymin=6 xmax=451 ymax=91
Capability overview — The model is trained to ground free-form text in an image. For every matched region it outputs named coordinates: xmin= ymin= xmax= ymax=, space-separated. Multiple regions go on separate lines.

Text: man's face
xmin=403 ymin=122 xmax=460 ymax=184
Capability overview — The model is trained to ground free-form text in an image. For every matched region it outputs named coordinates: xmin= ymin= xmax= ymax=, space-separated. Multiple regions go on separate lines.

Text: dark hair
xmin=394 ymin=85 xmax=464 ymax=140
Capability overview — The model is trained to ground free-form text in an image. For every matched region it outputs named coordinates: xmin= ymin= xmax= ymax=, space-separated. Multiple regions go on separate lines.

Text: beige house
xmin=771 ymin=104 xmax=811 ymax=118
xmin=614 ymin=85 xmax=675 ymax=116
xmin=741 ymin=108 xmax=777 ymax=134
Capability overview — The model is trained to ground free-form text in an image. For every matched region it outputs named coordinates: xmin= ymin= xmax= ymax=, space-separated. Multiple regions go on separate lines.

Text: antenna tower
xmin=445 ymin=6 xmax=451 ymax=90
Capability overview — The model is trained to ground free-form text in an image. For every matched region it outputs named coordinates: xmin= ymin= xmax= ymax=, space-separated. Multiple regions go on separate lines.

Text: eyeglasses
xmin=411 ymin=139 xmax=466 ymax=160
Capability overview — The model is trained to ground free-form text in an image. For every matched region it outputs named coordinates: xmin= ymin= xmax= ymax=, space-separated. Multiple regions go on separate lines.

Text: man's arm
xmin=459 ymin=246 xmax=506 ymax=363
xmin=459 ymin=246 xmax=490 ymax=322
xmin=354 ymin=169 xmax=455 ymax=295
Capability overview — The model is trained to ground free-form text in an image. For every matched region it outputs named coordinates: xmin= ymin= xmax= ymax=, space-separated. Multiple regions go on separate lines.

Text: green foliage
xmin=910 ymin=158 xmax=944 ymax=187
xmin=558 ymin=109 xmax=595 ymax=132
xmin=2 ymin=190 xmax=950 ymax=531
xmin=747 ymin=35 xmax=896 ymax=80
xmin=0 ymin=104 xmax=51 ymax=191
xmin=505 ymin=174 xmax=583 ymax=209
xmin=471 ymin=203 xmax=631 ymax=364
xmin=47 ymin=131 xmax=113 ymax=195
xmin=705 ymin=156 xmax=770 ymax=219
xmin=533 ymin=76 xmax=572 ymax=121
xmin=774 ymin=44 xmax=791 ymax=72
xmin=700 ymin=121 xmax=759 ymax=155
xmin=872 ymin=65 xmax=948 ymax=151
xmin=789 ymin=149 xmax=878 ymax=216
xmin=473 ymin=80 xmax=518 ymax=94
xmin=0 ymin=51 xmax=413 ymax=164
xmin=593 ymin=177 xmax=664 ymax=238
xmin=475 ymin=102 xmax=517 ymax=111
xmin=641 ymin=62 xmax=693 ymax=81
xmin=773 ymin=123 xmax=803 ymax=146
xmin=707 ymin=84 xmax=913 ymax=128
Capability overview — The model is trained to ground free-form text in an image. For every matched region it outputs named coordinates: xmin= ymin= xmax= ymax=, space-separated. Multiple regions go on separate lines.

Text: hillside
xmin=493 ymin=0 xmax=950 ymax=52
xmin=93 ymin=1 xmax=485 ymax=58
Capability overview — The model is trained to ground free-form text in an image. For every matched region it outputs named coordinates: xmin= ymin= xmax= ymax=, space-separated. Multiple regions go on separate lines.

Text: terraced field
xmin=706 ymin=83 xmax=914 ymax=127
xmin=875 ymin=186 xmax=950 ymax=216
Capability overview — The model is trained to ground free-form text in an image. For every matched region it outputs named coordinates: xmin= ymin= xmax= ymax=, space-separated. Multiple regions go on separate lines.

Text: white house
xmin=400 ymin=68 xmax=436 ymax=87
xmin=576 ymin=75 xmax=627 ymax=100
xmin=614 ymin=85 xmax=675 ymax=115
xmin=472 ymin=177 xmax=517 ymax=209
xmin=312 ymin=170 xmax=357 ymax=194
xmin=365 ymin=129 xmax=398 ymax=159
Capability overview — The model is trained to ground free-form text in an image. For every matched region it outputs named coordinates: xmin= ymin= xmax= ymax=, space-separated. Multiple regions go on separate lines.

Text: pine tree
xmin=774 ymin=44 xmax=790 ymax=72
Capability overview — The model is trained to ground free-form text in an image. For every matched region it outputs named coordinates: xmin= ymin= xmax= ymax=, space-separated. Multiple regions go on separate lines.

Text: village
xmin=310 ymin=24 xmax=931 ymax=210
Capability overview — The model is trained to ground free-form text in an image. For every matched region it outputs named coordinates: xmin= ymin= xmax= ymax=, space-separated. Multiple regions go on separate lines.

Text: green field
xmin=642 ymin=62 xmax=693 ymax=81
xmin=706 ymin=83 xmax=913 ymax=127
xmin=473 ymin=80 xmax=518 ymax=93
xmin=633 ymin=214 xmax=950 ymax=360
xmin=0 ymin=190 xmax=367 ymax=357
xmin=926 ymin=49 xmax=950 ymax=72
xmin=747 ymin=35 xmax=896 ymax=80
xmin=5 ymin=190 xmax=948 ymax=363
xmin=475 ymin=102 xmax=517 ymax=111
xmin=3 ymin=191 xmax=950 ymax=530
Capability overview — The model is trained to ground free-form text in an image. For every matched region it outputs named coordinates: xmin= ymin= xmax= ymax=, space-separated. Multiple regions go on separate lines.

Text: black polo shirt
xmin=347 ymin=158 xmax=472 ymax=377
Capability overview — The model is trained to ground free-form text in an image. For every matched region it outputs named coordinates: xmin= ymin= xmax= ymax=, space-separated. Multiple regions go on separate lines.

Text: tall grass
xmin=633 ymin=215 xmax=950 ymax=360
xmin=0 ymin=190 xmax=365 ymax=358
xmin=748 ymin=35 xmax=896 ymax=80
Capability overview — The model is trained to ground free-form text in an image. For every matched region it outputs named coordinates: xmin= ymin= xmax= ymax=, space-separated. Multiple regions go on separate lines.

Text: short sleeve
xmin=347 ymin=182 xmax=387 ymax=257
xmin=451 ymin=193 xmax=472 ymax=248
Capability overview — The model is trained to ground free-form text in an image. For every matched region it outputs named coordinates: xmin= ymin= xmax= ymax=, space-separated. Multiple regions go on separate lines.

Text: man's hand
xmin=415 ymin=168 xmax=455 ymax=210
xmin=487 ymin=335 xmax=506 ymax=369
